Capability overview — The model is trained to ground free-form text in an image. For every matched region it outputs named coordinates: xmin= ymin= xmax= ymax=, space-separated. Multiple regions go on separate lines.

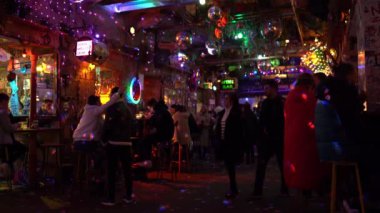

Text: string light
xmin=15 ymin=0 xmax=127 ymax=39
xmin=301 ymin=41 xmax=332 ymax=75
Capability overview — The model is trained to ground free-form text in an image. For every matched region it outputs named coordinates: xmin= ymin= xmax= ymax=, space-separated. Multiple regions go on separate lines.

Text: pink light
xmin=290 ymin=164 xmax=296 ymax=173
xmin=308 ymin=121 xmax=315 ymax=129
xmin=301 ymin=93 xmax=308 ymax=101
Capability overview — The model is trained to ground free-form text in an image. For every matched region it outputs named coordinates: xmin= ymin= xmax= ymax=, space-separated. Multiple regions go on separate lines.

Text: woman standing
xmin=197 ymin=105 xmax=212 ymax=160
xmin=284 ymin=73 xmax=323 ymax=192
xmin=215 ymin=93 xmax=243 ymax=199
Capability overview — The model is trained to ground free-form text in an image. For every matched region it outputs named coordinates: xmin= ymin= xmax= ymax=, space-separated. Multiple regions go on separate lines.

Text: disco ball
xmin=205 ymin=40 xmax=220 ymax=56
xmin=260 ymin=19 xmax=283 ymax=40
xmin=175 ymin=31 xmax=192 ymax=49
xmin=208 ymin=6 xmax=222 ymax=21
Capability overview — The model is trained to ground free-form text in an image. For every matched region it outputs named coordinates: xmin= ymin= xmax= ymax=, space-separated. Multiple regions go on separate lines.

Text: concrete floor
xmin=0 ymin=158 xmax=334 ymax=213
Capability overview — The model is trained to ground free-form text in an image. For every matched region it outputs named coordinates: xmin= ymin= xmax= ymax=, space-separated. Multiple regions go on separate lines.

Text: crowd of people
xmin=0 ymin=62 xmax=366 ymax=209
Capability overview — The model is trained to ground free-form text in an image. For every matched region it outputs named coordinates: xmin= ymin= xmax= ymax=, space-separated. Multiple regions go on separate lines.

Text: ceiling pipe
xmin=104 ymin=0 xmax=198 ymax=13
xmin=290 ymin=0 xmax=304 ymax=44
xmin=203 ymin=52 xmax=304 ymax=65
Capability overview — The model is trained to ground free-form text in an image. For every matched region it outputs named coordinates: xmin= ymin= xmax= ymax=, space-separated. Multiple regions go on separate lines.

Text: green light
xmin=237 ymin=33 xmax=243 ymax=39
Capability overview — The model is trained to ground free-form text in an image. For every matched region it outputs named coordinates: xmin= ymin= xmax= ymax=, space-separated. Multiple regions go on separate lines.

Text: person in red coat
xmin=284 ymin=73 xmax=323 ymax=191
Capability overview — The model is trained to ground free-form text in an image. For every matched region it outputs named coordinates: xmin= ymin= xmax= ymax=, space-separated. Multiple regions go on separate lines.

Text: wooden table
xmin=15 ymin=128 xmax=61 ymax=188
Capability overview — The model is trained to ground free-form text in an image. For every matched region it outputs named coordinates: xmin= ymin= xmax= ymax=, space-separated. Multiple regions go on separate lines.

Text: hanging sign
xmin=76 ymin=40 xmax=93 ymax=56
xmin=126 ymin=77 xmax=142 ymax=104
xmin=220 ymin=78 xmax=238 ymax=90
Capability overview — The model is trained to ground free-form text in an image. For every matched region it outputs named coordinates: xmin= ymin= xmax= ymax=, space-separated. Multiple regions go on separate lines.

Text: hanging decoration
xmin=260 ymin=19 xmax=283 ymax=40
xmin=270 ymin=58 xmax=280 ymax=67
xmin=214 ymin=27 xmax=223 ymax=39
xmin=169 ymin=51 xmax=190 ymax=70
xmin=223 ymin=19 xmax=258 ymax=55
xmin=205 ymin=40 xmax=220 ymax=56
xmin=217 ymin=16 xmax=228 ymax=28
xmin=126 ymin=77 xmax=142 ymax=105
xmin=175 ymin=31 xmax=192 ymax=50
xmin=208 ymin=6 xmax=222 ymax=21
xmin=301 ymin=40 xmax=332 ymax=75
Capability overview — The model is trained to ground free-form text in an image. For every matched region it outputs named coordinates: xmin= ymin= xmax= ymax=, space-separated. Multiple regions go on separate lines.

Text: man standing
xmin=0 ymin=93 xmax=14 ymax=146
xmin=101 ymin=87 xmax=134 ymax=206
xmin=250 ymin=80 xmax=288 ymax=199
xmin=0 ymin=93 xmax=26 ymax=166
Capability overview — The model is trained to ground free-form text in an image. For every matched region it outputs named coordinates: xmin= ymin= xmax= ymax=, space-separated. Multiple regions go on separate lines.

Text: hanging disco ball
xmin=175 ymin=31 xmax=192 ymax=50
xmin=208 ymin=6 xmax=222 ymax=21
xmin=92 ymin=41 xmax=109 ymax=64
xmin=205 ymin=40 xmax=220 ymax=56
xmin=260 ymin=19 xmax=283 ymax=40
xmin=169 ymin=51 xmax=189 ymax=68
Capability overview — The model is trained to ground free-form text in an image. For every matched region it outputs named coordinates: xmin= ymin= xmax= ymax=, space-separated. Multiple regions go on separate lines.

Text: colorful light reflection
xmin=126 ymin=77 xmax=141 ymax=104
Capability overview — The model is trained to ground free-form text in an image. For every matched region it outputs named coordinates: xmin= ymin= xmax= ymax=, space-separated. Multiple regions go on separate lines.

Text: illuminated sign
xmin=203 ymin=82 xmax=213 ymax=90
xmin=220 ymin=78 xmax=237 ymax=90
xmin=76 ymin=40 xmax=93 ymax=56
xmin=126 ymin=77 xmax=142 ymax=104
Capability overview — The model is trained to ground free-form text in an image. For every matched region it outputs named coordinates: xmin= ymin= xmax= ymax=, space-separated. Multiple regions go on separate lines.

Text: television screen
xmin=76 ymin=40 xmax=93 ymax=56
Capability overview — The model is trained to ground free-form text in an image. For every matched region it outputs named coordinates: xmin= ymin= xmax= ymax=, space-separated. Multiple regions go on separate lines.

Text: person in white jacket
xmin=73 ymin=92 xmax=121 ymax=151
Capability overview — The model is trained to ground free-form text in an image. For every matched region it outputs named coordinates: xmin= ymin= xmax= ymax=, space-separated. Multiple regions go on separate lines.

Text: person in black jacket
xmin=241 ymin=102 xmax=258 ymax=164
xmin=250 ymin=80 xmax=288 ymax=199
xmin=101 ymin=87 xmax=134 ymax=206
xmin=215 ymin=93 xmax=243 ymax=199
xmin=146 ymin=98 xmax=174 ymax=144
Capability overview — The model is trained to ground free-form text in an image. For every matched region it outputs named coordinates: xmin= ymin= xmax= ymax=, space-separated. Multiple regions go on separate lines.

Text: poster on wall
xmin=363 ymin=0 xmax=380 ymax=50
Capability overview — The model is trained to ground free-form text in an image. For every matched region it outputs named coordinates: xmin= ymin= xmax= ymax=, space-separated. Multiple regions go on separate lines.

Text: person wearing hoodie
xmin=72 ymin=92 xmax=121 ymax=151
xmin=172 ymin=105 xmax=192 ymax=147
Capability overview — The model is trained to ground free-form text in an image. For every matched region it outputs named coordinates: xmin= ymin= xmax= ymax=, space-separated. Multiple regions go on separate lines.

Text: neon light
xmin=9 ymin=80 xmax=20 ymax=116
xmin=126 ymin=77 xmax=141 ymax=104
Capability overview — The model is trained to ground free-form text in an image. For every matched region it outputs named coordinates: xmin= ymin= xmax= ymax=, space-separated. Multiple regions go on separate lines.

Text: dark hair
xmin=296 ymin=73 xmax=315 ymax=87
xmin=227 ymin=93 xmax=239 ymax=107
xmin=178 ymin=105 xmax=186 ymax=112
xmin=110 ymin=87 xmax=119 ymax=96
xmin=170 ymin=104 xmax=180 ymax=112
xmin=146 ymin=98 xmax=158 ymax=107
xmin=243 ymin=102 xmax=251 ymax=112
xmin=313 ymin=72 xmax=327 ymax=82
xmin=0 ymin=93 xmax=10 ymax=102
xmin=263 ymin=79 xmax=278 ymax=90
xmin=333 ymin=63 xmax=355 ymax=79
xmin=87 ymin=95 xmax=100 ymax=105
xmin=44 ymin=99 xmax=53 ymax=103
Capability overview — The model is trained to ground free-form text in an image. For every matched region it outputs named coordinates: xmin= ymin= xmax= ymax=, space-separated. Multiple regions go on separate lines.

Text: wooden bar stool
xmin=0 ymin=145 xmax=12 ymax=191
xmin=170 ymin=143 xmax=191 ymax=181
xmin=41 ymin=144 xmax=65 ymax=177
xmin=330 ymin=161 xmax=365 ymax=213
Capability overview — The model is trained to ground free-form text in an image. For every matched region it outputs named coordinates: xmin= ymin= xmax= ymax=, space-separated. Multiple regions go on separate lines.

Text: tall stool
xmin=170 ymin=143 xmax=191 ymax=181
xmin=0 ymin=145 xmax=12 ymax=191
xmin=330 ymin=161 xmax=365 ymax=213
xmin=41 ymin=144 xmax=65 ymax=178
xmin=155 ymin=142 xmax=170 ymax=179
